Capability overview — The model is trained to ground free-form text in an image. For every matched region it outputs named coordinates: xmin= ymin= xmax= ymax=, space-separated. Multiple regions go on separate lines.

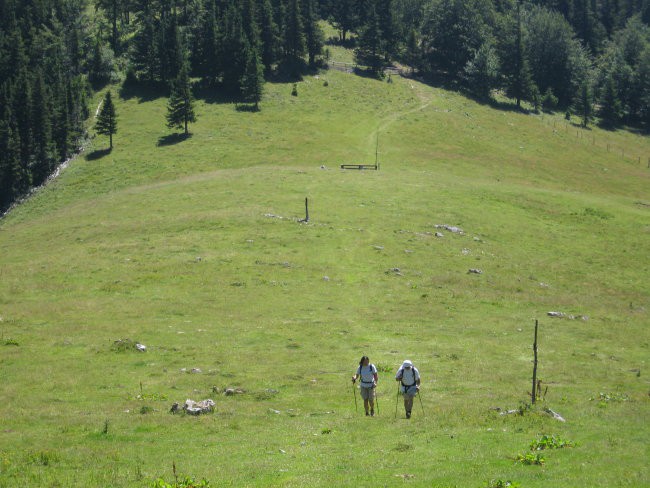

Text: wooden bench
xmin=340 ymin=164 xmax=379 ymax=170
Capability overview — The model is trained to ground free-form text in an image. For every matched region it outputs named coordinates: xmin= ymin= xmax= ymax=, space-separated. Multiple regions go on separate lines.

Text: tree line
xmin=0 ymin=0 xmax=91 ymax=211
xmin=1 ymin=0 xmax=648 ymax=213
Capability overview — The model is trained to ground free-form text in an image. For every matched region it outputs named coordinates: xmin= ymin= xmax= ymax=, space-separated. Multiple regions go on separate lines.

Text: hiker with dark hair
xmin=352 ymin=356 xmax=378 ymax=416
xmin=396 ymin=360 xmax=420 ymax=419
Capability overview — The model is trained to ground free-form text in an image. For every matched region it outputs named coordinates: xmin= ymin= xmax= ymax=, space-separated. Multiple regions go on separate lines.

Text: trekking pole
xmin=394 ymin=390 xmax=398 ymax=418
xmin=352 ymin=382 xmax=358 ymax=414
xmin=374 ymin=387 xmax=379 ymax=416
xmin=417 ymin=389 xmax=426 ymax=418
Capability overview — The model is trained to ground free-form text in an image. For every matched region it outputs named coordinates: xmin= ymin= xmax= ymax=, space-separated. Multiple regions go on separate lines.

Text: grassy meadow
xmin=0 ymin=49 xmax=649 ymax=487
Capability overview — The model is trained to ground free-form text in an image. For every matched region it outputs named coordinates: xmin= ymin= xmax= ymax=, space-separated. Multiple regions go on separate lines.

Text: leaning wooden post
xmin=531 ymin=319 xmax=539 ymax=404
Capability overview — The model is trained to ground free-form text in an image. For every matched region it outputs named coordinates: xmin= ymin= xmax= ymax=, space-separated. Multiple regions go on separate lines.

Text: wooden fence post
xmin=531 ymin=319 xmax=539 ymax=405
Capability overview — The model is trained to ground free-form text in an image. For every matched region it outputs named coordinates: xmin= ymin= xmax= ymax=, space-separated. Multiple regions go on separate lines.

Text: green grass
xmin=0 ymin=55 xmax=649 ymax=487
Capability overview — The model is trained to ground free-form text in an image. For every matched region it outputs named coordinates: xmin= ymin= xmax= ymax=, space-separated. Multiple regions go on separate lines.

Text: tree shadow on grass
xmin=235 ymin=104 xmax=260 ymax=113
xmin=157 ymin=133 xmax=191 ymax=146
xmin=85 ymin=148 xmax=112 ymax=161
xmin=119 ymin=82 xmax=168 ymax=103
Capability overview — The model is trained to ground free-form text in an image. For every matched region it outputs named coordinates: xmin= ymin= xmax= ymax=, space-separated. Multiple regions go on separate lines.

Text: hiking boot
xmin=406 ymin=411 xmax=411 ymax=419
xmin=370 ymin=409 xmax=374 ymax=417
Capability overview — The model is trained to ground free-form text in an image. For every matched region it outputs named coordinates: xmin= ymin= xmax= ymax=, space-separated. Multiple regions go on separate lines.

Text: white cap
xmin=402 ymin=360 xmax=413 ymax=368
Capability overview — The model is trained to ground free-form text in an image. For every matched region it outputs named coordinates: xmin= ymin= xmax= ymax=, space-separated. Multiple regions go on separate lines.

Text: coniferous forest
xmin=1 ymin=0 xmax=649 ymax=213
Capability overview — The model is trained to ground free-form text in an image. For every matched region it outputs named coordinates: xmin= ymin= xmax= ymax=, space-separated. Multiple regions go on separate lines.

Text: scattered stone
xmin=544 ymin=407 xmax=566 ymax=422
xmin=191 ymin=368 xmax=202 ymax=374
xmin=435 ymin=232 xmax=444 ymax=238
xmin=269 ymin=408 xmax=281 ymax=414
xmin=468 ymin=268 xmax=482 ymax=274
xmin=373 ymin=245 xmax=384 ymax=250
xmin=320 ymin=165 xmax=328 ymax=170
xmin=170 ymin=402 xmax=180 ymax=414
xmin=499 ymin=409 xmax=519 ymax=416
xmin=462 ymin=248 xmax=471 ymax=255
xmin=279 ymin=449 xmax=286 ymax=454
xmin=323 ymin=276 xmax=330 ymax=281
xmin=195 ymin=256 xmax=202 ymax=262
xmin=183 ymin=398 xmax=215 ymax=415
xmin=539 ymin=282 xmax=550 ymax=288
xmin=547 ymin=311 xmax=588 ymax=321
xmin=112 ymin=338 xmax=147 ymax=352
xmin=473 ymin=236 xmax=481 ymax=242
xmin=404 ymin=249 xmax=414 ymax=253
xmin=435 ymin=224 xmax=464 ymax=234
xmin=224 ymin=387 xmax=246 ymax=396
xmin=211 ymin=386 xmax=221 ymax=394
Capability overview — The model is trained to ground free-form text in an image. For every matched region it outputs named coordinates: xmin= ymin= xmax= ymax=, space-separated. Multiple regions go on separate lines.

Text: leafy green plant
xmin=375 ymin=364 xmax=393 ymax=373
xmin=152 ymin=476 xmax=210 ymax=488
xmin=530 ymin=434 xmax=576 ymax=451
xmin=3 ymin=338 xmax=19 ymax=346
xmin=592 ymin=392 xmax=631 ymax=407
xmin=487 ymin=480 xmax=521 ymax=488
xmin=140 ymin=405 xmax=154 ymax=414
xmin=514 ymin=452 xmax=545 ymax=465
xmin=27 ymin=451 xmax=58 ymax=466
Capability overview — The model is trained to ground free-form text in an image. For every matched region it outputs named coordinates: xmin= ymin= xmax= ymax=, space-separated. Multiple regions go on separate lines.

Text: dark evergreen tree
xmin=284 ymin=0 xmax=307 ymax=68
xmin=241 ymin=44 xmax=265 ymax=110
xmin=501 ymin=2 xmax=537 ymax=108
xmin=31 ymin=71 xmax=55 ymax=185
xmin=355 ymin=2 xmax=384 ymax=76
xmin=166 ymin=60 xmax=196 ymax=135
xmin=303 ymin=0 xmax=324 ymax=67
xmin=96 ymin=90 xmax=118 ymax=149
xmin=329 ymin=0 xmax=357 ymax=42
xmin=220 ymin=2 xmax=248 ymax=92
xmin=577 ymin=80 xmax=593 ymax=126
xmin=464 ymin=42 xmax=500 ymax=98
xmin=599 ymin=74 xmax=623 ymax=125
xmin=260 ymin=0 xmax=279 ymax=72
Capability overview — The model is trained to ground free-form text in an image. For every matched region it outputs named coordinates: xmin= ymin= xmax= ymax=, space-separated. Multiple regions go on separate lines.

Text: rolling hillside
xmin=0 ymin=66 xmax=649 ymax=487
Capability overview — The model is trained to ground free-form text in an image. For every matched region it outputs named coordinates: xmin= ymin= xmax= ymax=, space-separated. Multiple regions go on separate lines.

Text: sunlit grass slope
xmin=0 ymin=64 xmax=648 ymax=487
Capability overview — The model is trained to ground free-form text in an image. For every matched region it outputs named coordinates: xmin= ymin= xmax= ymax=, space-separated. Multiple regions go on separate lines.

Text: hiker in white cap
xmin=352 ymin=355 xmax=378 ymax=416
xmin=395 ymin=360 xmax=420 ymax=418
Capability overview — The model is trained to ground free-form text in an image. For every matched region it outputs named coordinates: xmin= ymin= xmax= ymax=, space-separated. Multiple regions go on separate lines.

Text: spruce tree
xmin=303 ymin=0 xmax=324 ymax=67
xmin=166 ymin=60 xmax=196 ymax=136
xmin=260 ymin=0 xmax=279 ymax=73
xmin=284 ymin=0 xmax=307 ymax=69
xmin=354 ymin=3 xmax=384 ymax=77
xmin=31 ymin=71 xmax=54 ymax=185
xmin=502 ymin=2 xmax=538 ymax=108
xmin=96 ymin=90 xmax=118 ymax=149
xmin=599 ymin=75 xmax=622 ymax=126
xmin=241 ymin=45 xmax=265 ymax=110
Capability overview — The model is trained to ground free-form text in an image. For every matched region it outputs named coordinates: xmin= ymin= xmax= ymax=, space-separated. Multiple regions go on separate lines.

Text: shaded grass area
xmin=0 ymin=65 xmax=648 ymax=487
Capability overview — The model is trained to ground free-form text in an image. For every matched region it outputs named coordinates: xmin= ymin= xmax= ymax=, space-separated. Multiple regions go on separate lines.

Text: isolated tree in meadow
xmin=96 ymin=90 xmax=118 ymax=149
xmin=166 ymin=61 xmax=196 ymax=136
xmin=241 ymin=45 xmax=265 ymax=110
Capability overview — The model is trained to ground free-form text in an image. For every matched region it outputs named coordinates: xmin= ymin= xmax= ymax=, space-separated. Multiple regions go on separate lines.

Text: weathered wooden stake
xmin=531 ymin=319 xmax=539 ymax=405
xmin=304 ymin=197 xmax=309 ymax=222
